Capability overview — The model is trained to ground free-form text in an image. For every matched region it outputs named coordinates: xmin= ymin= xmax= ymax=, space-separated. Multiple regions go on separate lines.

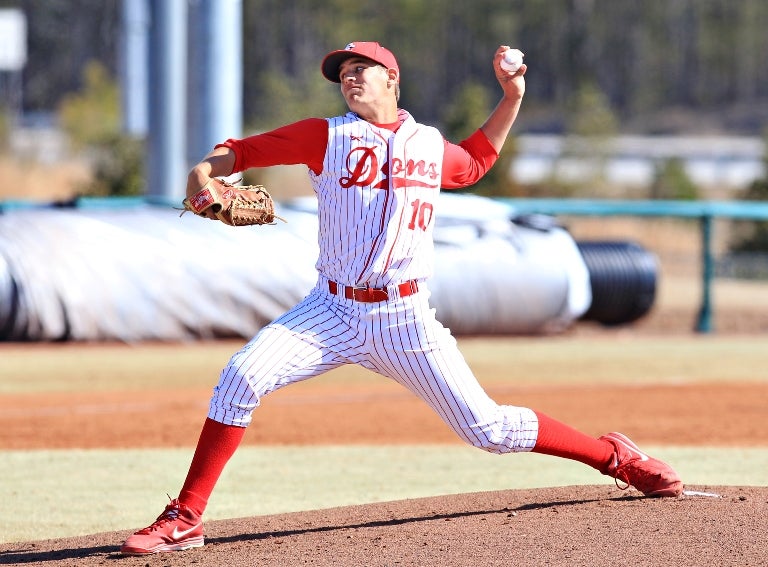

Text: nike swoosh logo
xmin=172 ymin=524 xmax=202 ymax=540
xmin=616 ymin=438 xmax=649 ymax=461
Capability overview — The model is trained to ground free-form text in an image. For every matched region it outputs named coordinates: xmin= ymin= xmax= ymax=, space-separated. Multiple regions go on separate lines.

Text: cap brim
xmin=321 ymin=50 xmax=358 ymax=83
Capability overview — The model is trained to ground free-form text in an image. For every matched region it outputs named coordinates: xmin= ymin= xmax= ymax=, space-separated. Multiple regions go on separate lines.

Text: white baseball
xmin=500 ymin=48 xmax=524 ymax=73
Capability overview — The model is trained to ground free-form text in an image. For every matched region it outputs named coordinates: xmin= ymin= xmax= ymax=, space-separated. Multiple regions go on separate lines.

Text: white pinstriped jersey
xmin=206 ymin=109 xmax=539 ymax=454
xmin=310 ymin=111 xmax=444 ymax=288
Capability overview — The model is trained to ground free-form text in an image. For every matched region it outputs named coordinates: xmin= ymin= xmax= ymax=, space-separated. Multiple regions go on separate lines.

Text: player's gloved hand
xmin=181 ymin=178 xmax=285 ymax=226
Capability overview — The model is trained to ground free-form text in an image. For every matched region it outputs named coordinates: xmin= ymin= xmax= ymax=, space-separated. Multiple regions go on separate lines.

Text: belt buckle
xmin=354 ymin=284 xmax=388 ymax=302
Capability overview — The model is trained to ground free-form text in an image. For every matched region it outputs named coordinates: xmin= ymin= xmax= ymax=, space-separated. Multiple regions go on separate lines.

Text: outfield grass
xmin=1 ymin=335 xmax=766 ymax=394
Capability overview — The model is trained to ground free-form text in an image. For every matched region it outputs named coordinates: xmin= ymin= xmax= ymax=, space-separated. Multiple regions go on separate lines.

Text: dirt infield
xmin=1 ymin=337 xmax=767 ymax=565
xmin=2 ymin=380 xmax=767 ymax=450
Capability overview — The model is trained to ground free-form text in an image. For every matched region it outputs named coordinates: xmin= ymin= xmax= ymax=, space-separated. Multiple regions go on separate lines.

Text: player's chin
xmin=345 ymin=96 xmax=369 ymax=113
xmin=343 ymin=92 xmax=362 ymax=105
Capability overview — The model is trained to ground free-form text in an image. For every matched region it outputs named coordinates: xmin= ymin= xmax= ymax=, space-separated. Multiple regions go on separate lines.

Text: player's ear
xmin=386 ymin=68 xmax=399 ymax=85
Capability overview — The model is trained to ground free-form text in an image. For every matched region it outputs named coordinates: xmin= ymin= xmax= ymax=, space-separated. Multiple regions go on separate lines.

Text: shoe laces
xmin=135 ymin=497 xmax=183 ymax=534
xmin=611 ymin=457 xmax=634 ymax=491
xmin=613 ymin=454 xmax=657 ymax=493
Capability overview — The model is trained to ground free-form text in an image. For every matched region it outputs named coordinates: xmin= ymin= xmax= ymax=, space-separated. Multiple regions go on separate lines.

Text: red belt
xmin=327 ymin=280 xmax=419 ymax=303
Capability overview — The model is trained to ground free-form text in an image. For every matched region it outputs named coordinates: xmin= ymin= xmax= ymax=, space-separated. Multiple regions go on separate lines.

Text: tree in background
xmin=548 ymin=81 xmax=620 ymax=197
xmin=10 ymin=0 xmax=768 ymax=136
xmin=650 ymin=158 xmax=699 ymax=201
xmin=5 ymin=0 xmax=768 ymax=202
xmin=246 ymin=70 xmax=345 ymax=132
xmin=13 ymin=0 xmax=120 ymax=114
xmin=57 ymin=61 xmax=143 ymax=197
xmin=729 ymin=128 xmax=768 ymax=253
xmin=440 ymin=81 xmax=521 ymax=197
xmin=58 ymin=62 xmax=119 ymax=152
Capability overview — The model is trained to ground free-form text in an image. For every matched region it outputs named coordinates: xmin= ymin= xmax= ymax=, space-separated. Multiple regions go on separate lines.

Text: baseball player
xmin=121 ymin=41 xmax=683 ymax=555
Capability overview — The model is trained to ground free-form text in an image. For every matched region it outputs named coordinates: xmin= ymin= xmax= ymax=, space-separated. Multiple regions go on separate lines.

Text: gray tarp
xmin=0 ymin=194 xmax=590 ymax=341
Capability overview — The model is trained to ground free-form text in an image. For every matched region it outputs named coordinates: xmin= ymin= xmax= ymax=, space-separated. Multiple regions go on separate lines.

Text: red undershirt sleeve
xmin=441 ymin=129 xmax=500 ymax=189
xmin=215 ymin=118 xmax=328 ymax=175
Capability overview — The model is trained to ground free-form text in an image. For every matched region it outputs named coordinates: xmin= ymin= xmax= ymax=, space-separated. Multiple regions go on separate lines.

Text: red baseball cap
xmin=321 ymin=41 xmax=399 ymax=83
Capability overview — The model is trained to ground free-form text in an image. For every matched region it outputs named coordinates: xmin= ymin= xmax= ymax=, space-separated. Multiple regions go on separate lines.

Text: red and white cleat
xmin=120 ymin=498 xmax=204 ymax=555
xmin=600 ymin=432 xmax=683 ymax=497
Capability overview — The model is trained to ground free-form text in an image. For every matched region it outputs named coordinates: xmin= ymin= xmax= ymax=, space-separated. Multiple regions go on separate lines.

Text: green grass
xmin=1 ymin=335 xmax=766 ymax=394
xmin=2 ymin=445 xmax=766 ymax=544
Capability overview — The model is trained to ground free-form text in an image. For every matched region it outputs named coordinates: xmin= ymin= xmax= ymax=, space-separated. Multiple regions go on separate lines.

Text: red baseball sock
xmin=178 ymin=418 xmax=246 ymax=516
xmin=532 ymin=411 xmax=614 ymax=471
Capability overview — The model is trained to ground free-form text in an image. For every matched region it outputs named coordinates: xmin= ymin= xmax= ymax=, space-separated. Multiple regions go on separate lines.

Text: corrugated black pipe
xmin=577 ymin=241 xmax=658 ymax=326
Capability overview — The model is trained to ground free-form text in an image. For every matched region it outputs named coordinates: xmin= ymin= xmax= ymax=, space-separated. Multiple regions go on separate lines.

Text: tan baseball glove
xmin=181 ymin=178 xmax=285 ymax=226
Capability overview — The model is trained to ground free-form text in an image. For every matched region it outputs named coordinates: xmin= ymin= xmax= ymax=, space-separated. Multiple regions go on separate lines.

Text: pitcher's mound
xmin=2 ymin=485 xmax=763 ymax=566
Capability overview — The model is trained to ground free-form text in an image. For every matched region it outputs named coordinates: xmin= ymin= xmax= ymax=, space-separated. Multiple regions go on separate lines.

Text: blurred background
xmin=0 ymin=0 xmax=767 ymax=337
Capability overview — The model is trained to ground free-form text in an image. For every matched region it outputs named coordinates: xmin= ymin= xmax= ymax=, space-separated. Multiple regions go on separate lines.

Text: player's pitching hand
xmin=494 ymin=45 xmax=526 ymax=99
